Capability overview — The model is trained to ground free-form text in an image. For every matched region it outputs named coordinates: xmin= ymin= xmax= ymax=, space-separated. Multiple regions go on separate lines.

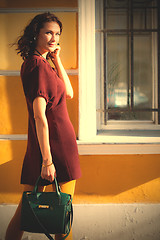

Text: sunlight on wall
xmin=0 ymin=140 xmax=13 ymax=165
xmin=0 ymin=12 xmax=77 ymax=71
xmin=0 ymin=76 xmax=12 ymax=133
xmin=0 ymin=15 xmax=8 ymax=70
xmin=0 ymin=76 xmax=28 ymax=134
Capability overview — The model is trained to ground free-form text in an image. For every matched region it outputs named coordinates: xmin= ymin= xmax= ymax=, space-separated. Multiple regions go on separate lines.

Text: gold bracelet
xmin=42 ymin=162 xmax=53 ymax=168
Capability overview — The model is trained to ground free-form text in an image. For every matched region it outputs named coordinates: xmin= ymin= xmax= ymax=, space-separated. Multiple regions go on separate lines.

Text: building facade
xmin=0 ymin=0 xmax=160 ymax=239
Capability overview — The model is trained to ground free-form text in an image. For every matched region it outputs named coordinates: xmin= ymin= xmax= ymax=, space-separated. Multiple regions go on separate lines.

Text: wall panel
xmin=0 ymin=0 xmax=78 ymax=8
xmin=0 ymin=76 xmax=27 ymax=134
xmin=0 ymin=75 xmax=78 ymax=135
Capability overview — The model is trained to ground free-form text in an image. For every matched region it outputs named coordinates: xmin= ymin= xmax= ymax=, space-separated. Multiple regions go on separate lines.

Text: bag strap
xmin=25 ymin=195 xmax=54 ymax=240
xmin=25 ymin=177 xmax=73 ymax=240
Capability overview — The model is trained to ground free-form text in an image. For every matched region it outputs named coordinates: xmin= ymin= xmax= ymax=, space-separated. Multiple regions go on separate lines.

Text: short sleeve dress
xmin=20 ymin=55 xmax=81 ymax=185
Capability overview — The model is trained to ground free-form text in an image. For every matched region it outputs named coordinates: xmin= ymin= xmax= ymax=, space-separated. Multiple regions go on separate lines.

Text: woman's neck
xmin=34 ymin=49 xmax=48 ymax=59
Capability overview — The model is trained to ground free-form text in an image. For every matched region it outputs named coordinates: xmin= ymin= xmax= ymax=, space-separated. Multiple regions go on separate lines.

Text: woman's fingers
xmin=41 ymin=164 xmax=56 ymax=182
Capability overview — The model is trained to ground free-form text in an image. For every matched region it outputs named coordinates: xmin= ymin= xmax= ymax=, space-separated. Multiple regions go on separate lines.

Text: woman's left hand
xmin=41 ymin=161 xmax=56 ymax=183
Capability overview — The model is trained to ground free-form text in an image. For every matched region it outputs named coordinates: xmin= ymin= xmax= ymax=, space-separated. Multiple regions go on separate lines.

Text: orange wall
xmin=0 ymin=140 xmax=160 ymax=204
xmin=75 ymin=154 xmax=160 ymax=203
xmin=0 ymin=0 xmax=78 ymax=8
xmin=0 ymin=75 xmax=78 ymax=136
xmin=0 ymin=0 xmax=160 ymax=205
xmin=0 ymin=12 xmax=78 ymax=71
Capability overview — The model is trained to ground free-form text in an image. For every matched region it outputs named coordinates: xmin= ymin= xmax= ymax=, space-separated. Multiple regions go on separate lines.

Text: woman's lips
xmin=49 ymin=43 xmax=56 ymax=47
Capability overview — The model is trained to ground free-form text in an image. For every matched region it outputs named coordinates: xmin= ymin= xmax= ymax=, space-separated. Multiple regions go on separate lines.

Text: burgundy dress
xmin=20 ymin=55 xmax=81 ymax=185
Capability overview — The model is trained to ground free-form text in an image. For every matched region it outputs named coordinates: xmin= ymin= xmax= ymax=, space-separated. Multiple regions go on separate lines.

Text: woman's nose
xmin=51 ymin=34 xmax=56 ymax=41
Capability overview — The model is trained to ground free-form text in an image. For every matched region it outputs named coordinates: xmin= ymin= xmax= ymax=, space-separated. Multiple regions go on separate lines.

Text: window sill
xmin=77 ymin=130 xmax=160 ymax=155
xmin=0 ymin=134 xmax=160 ymax=155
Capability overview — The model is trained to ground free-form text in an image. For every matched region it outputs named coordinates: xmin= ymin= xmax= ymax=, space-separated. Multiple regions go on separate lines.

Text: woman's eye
xmin=45 ymin=31 xmax=60 ymax=36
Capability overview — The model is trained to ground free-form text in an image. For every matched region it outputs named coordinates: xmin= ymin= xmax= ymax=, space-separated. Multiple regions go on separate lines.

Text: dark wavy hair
xmin=16 ymin=12 xmax=63 ymax=60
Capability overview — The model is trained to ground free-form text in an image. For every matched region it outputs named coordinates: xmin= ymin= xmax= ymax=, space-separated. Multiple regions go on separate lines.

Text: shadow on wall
xmin=1 ymin=151 xmax=160 ymax=202
xmin=1 ymin=145 xmax=160 ymax=203
xmin=0 ymin=141 xmax=26 ymax=196
xmin=0 ymin=75 xmax=28 ymax=203
xmin=75 ymin=154 xmax=160 ymax=200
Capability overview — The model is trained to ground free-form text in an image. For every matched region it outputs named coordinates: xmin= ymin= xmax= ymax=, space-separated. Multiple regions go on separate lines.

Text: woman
xmin=5 ymin=12 xmax=81 ymax=240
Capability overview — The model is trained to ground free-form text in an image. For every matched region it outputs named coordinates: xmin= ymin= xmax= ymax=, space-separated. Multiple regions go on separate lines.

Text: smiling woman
xmin=36 ymin=21 xmax=61 ymax=58
xmin=16 ymin=12 xmax=63 ymax=60
xmin=5 ymin=12 xmax=81 ymax=240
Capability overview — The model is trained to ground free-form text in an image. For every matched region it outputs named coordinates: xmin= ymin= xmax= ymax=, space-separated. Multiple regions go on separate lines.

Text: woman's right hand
xmin=41 ymin=160 xmax=56 ymax=182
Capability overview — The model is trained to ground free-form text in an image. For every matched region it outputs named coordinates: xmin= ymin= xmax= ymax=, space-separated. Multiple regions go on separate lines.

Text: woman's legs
xmin=5 ymin=184 xmax=45 ymax=240
xmin=5 ymin=197 xmax=24 ymax=240
xmin=53 ymin=180 xmax=76 ymax=240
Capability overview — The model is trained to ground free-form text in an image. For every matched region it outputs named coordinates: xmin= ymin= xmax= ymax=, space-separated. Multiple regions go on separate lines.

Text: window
xmin=96 ymin=0 xmax=160 ymax=130
xmin=78 ymin=0 xmax=160 ymax=142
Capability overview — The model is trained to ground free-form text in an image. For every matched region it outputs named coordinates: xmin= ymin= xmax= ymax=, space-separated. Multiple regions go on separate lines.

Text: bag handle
xmin=33 ymin=176 xmax=61 ymax=194
xmin=33 ymin=176 xmax=61 ymax=202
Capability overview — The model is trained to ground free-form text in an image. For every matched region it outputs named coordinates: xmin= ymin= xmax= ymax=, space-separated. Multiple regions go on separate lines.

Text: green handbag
xmin=21 ymin=176 xmax=73 ymax=240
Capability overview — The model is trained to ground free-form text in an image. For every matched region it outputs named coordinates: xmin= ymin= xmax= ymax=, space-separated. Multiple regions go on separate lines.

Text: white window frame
xmin=78 ymin=0 xmax=97 ymax=141
xmin=78 ymin=0 xmax=160 ymax=152
xmin=95 ymin=0 xmax=159 ymax=130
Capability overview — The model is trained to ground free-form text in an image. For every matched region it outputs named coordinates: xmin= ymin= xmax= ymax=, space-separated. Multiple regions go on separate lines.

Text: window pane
xmin=133 ymin=9 xmax=146 ymax=29
xmin=133 ymin=0 xmax=157 ymax=8
xmin=106 ymin=33 xmax=153 ymax=121
xmin=106 ymin=0 xmax=128 ymax=8
xmin=133 ymin=8 xmax=157 ymax=29
xmin=106 ymin=34 xmax=130 ymax=121
xmin=133 ymin=34 xmax=152 ymax=120
xmin=106 ymin=9 xmax=128 ymax=30
xmin=107 ymin=35 xmax=128 ymax=109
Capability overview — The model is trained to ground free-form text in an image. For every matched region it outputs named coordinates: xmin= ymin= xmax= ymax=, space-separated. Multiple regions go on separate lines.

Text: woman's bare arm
xmin=50 ymin=46 xmax=74 ymax=98
xmin=33 ymin=96 xmax=56 ymax=182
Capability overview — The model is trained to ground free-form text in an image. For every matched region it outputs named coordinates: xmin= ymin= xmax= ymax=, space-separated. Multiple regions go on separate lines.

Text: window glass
xmin=134 ymin=34 xmax=152 ymax=120
xmin=96 ymin=0 xmax=158 ymax=125
xmin=133 ymin=0 xmax=157 ymax=8
xmin=107 ymin=35 xmax=128 ymax=109
xmin=106 ymin=0 xmax=128 ymax=8
xmin=106 ymin=9 xmax=128 ymax=30
xmin=133 ymin=8 xmax=157 ymax=29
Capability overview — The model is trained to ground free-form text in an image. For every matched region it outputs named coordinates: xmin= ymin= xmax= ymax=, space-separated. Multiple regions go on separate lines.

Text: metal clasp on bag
xmin=26 ymin=192 xmax=31 ymax=195
xmin=38 ymin=205 xmax=50 ymax=209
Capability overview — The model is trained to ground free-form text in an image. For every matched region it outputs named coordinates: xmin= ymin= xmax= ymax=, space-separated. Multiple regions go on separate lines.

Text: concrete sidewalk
xmin=0 ymin=204 xmax=160 ymax=240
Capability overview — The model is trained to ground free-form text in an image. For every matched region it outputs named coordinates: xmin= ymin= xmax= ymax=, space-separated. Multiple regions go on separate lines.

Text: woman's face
xmin=36 ymin=21 xmax=60 ymax=55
